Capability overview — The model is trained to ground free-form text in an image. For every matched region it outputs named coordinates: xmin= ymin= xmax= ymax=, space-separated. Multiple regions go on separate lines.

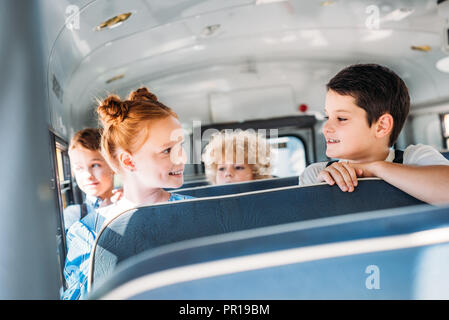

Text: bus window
xmin=50 ymin=132 xmax=76 ymax=291
xmin=441 ymin=113 xmax=449 ymax=149
xmin=269 ymin=136 xmax=306 ymax=177
xmin=55 ymin=146 xmax=73 ymax=210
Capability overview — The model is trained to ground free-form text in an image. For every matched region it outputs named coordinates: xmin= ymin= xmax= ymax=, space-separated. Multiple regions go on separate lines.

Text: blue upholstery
xmin=90 ymin=204 xmax=449 ymax=299
xmin=442 ymin=151 xmax=449 ymax=160
xmin=89 ymin=179 xmax=425 ymax=290
xmin=170 ymin=176 xmax=299 ymax=198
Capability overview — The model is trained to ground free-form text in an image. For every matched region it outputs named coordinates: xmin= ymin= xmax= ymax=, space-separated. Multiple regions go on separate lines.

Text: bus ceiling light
xmin=320 ymin=1 xmax=336 ymax=6
xmin=436 ymin=56 xmax=449 ymax=73
xmin=255 ymin=0 xmax=288 ymax=5
xmin=411 ymin=45 xmax=432 ymax=52
xmin=95 ymin=12 xmax=132 ymax=31
xmin=105 ymin=74 xmax=125 ymax=84
xmin=381 ymin=8 xmax=414 ymax=22
xmin=200 ymin=24 xmax=221 ymax=37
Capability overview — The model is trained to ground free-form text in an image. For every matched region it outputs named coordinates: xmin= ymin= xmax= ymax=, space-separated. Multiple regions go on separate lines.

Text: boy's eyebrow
xmin=72 ymin=158 xmax=104 ymax=165
xmin=324 ymin=108 xmax=352 ymax=114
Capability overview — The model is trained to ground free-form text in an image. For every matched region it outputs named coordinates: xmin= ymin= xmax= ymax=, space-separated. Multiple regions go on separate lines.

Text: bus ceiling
xmin=38 ymin=0 xmax=449 ymax=139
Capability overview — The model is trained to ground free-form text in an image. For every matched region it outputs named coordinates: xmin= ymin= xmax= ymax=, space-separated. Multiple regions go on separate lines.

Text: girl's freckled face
xmin=130 ymin=116 xmax=186 ymax=189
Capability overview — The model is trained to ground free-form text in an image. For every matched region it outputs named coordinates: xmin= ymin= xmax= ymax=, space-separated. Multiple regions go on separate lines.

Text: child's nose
xmin=86 ymin=169 xmax=95 ymax=178
xmin=225 ymin=167 xmax=234 ymax=177
xmin=172 ymin=146 xmax=187 ymax=165
xmin=178 ymin=148 xmax=187 ymax=164
xmin=322 ymin=120 xmax=334 ymax=134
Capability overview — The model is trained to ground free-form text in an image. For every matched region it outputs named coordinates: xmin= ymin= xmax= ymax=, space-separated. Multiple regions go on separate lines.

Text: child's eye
xmin=92 ymin=163 xmax=101 ymax=168
xmin=218 ymin=167 xmax=225 ymax=171
xmin=235 ymin=165 xmax=245 ymax=170
xmin=337 ymin=117 xmax=347 ymax=121
xmin=324 ymin=116 xmax=329 ymax=120
xmin=163 ymin=148 xmax=171 ymax=154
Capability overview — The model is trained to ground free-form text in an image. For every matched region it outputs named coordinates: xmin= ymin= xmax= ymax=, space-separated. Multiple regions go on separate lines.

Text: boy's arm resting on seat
xmin=317 ymin=162 xmax=363 ymax=192
xmin=356 ymin=161 xmax=449 ymax=205
xmin=315 ymin=144 xmax=449 ymax=205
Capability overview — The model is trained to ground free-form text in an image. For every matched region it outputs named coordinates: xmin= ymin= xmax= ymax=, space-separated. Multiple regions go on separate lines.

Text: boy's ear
xmin=118 ymin=151 xmax=136 ymax=172
xmin=375 ymin=113 xmax=394 ymax=139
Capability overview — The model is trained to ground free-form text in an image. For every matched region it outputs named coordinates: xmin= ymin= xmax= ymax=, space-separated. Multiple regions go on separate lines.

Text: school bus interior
xmin=2 ymin=0 xmax=449 ymax=299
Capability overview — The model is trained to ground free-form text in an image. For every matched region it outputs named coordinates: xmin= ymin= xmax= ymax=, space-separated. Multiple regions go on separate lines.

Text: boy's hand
xmin=98 ymin=188 xmax=123 ymax=207
xmin=110 ymin=188 xmax=124 ymax=203
xmin=318 ymin=162 xmax=365 ymax=192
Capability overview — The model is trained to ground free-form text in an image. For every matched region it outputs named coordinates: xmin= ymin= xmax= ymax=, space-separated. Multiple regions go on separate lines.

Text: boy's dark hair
xmin=69 ymin=128 xmax=102 ymax=151
xmin=326 ymin=63 xmax=410 ymax=147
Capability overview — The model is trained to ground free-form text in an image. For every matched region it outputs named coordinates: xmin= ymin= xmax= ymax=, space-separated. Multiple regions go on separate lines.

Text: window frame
xmin=49 ymin=130 xmax=76 ymax=290
xmin=440 ymin=113 xmax=449 ymax=149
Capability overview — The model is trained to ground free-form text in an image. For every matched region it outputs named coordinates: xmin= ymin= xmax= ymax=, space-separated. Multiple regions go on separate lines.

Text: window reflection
xmin=269 ymin=136 xmax=306 ymax=177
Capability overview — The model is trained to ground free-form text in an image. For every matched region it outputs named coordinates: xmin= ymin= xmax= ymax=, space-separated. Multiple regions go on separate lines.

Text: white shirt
xmin=96 ymin=198 xmax=137 ymax=225
xmin=95 ymin=192 xmax=195 ymax=225
xmin=299 ymin=144 xmax=449 ymax=186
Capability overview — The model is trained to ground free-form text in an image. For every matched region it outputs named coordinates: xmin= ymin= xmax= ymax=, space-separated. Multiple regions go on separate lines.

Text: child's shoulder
xmin=299 ymin=161 xmax=328 ymax=186
xmin=63 ymin=204 xmax=82 ymax=231
xmin=64 ymin=203 xmax=82 ymax=216
xmin=403 ymin=144 xmax=449 ymax=166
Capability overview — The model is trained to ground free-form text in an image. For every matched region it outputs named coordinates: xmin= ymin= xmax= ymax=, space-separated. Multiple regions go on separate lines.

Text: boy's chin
xmin=325 ymin=149 xmax=340 ymax=159
xmin=81 ymin=189 xmax=101 ymax=198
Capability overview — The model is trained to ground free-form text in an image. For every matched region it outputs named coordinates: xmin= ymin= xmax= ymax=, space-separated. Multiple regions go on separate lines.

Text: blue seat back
xmin=171 ymin=176 xmax=299 ymax=197
xmin=89 ymin=179 xmax=424 ymax=290
xmin=90 ymin=204 xmax=449 ymax=299
xmin=442 ymin=151 xmax=449 ymax=160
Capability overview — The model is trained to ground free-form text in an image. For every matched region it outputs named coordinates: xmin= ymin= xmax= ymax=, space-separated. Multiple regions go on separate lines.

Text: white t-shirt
xmin=96 ymin=198 xmax=137 ymax=224
xmin=96 ymin=192 xmax=195 ymax=225
xmin=299 ymin=144 xmax=449 ymax=186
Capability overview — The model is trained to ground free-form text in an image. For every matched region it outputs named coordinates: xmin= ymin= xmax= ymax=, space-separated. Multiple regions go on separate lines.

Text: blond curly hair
xmin=202 ymin=130 xmax=273 ymax=184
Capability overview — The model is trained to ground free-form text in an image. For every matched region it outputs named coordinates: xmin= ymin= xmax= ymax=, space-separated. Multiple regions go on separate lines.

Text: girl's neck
xmin=122 ymin=178 xmax=170 ymax=206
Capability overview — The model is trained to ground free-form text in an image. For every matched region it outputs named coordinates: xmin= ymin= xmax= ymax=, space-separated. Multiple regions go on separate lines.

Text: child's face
xmin=69 ymin=147 xmax=114 ymax=199
xmin=131 ymin=116 xmax=186 ymax=189
xmin=322 ymin=90 xmax=379 ymax=161
xmin=215 ymin=163 xmax=254 ymax=184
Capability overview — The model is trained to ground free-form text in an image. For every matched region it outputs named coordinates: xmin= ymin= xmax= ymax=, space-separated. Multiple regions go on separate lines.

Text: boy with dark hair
xmin=299 ymin=64 xmax=449 ymax=205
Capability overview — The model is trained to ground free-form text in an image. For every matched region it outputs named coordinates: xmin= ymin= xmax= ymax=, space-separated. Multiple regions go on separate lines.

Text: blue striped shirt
xmin=63 ymin=196 xmax=102 ymax=233
xmin=61 ymin=193 xmax=194 ymax=300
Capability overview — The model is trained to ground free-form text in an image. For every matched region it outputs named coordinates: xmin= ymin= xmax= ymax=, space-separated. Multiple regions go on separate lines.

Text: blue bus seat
xmin=90 ymin=204 xmax=449 ymax=299
xmin=170 ymin=176 xmax=299 ymax=197
xmin=88 ymin=178 xmax=425 ymax=291
xmin=442 ymin=151 xmax=449 ymax=160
